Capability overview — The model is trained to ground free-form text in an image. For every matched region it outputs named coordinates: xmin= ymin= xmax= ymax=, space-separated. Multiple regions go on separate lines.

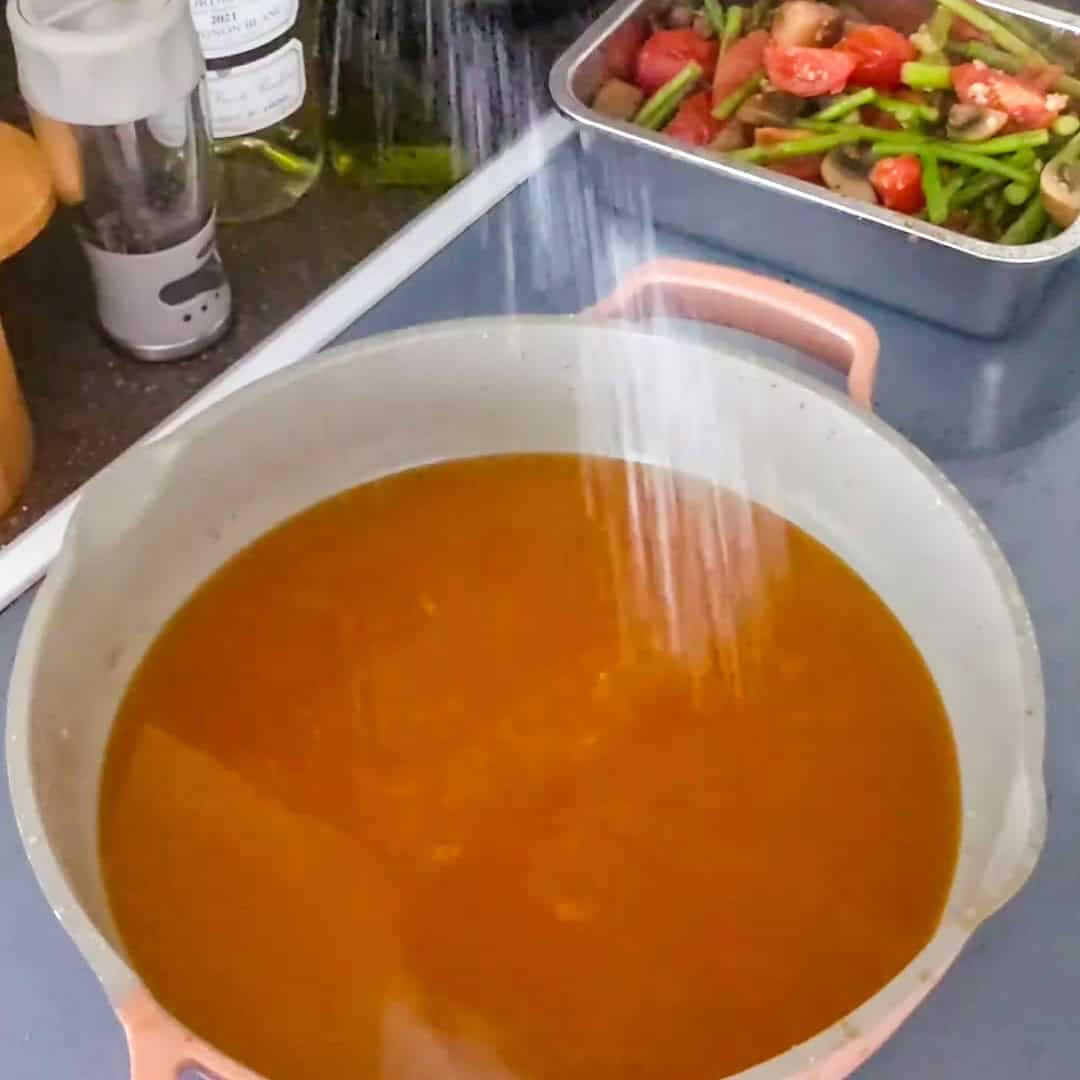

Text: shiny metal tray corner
xmin=550 ymin=0 xmax=1080 ymax=337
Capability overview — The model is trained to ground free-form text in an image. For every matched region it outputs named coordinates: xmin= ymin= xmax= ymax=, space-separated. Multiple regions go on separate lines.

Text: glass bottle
xmin=192 ymin=0 xmax=325 ymax=222
xmin=321 ymin=0 xmax=467 ymax=189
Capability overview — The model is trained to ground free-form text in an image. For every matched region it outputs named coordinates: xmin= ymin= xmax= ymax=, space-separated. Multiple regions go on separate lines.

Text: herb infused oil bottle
xmin=192 ymin=0 xmax=324 ymax=222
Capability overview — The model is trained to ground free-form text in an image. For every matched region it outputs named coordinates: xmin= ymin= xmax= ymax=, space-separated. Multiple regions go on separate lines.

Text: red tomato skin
xmin=949 ymin=16 xmax=990 ymax=43
xmin=635 ymin=29 xmax=719 ymax=93
xmin=712 ymin=29 xmax=770 ymax=101
xmin=606 ymin=19 xmax=648 ymax=82
xmin=870 ymin=155 xmax=925 ymax=213
xmin=951 ymin=63 xmax=1061 ymax=130
xmin=839 ymin=25 xmax=917 ymax=89
xmin=664 ymin=92 xmax=722 ymax=145
xmin=764 ymin=44 xmax=856 ymax=97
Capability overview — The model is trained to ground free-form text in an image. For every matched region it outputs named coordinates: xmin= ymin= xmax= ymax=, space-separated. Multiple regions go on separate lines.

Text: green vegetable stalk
xmin=875 ymin=95 xmax=940 ymax=126
xmin=704 ymin=0 xmax=726 ymax=39
xmin=635 ymin=62 xmax=703 ymax=130
xmin=797 ymin=120 xmax=930 ymax=143
xmin=951 ymin=171 xmax=1006 ymax=208
xmin=956 ymin=130 xmax=1050 ymax=156
xmin=921 ymin=151 xmax=949 ymax=223
xmin=814 ymin=88 xmax=876 ymax=122
xmin=712 ymin=70 xmax=763 ymax=120
xmin=933 ymin=0 xmax=1048 ymax=66
xmin=732 ymin=129 xmax=865 ymax=163
xmin=1053 ymin=115 xmax=1080 ymax=138
xmin=871 ymin=141 xmax=1035 ymax=183
xmin=901 ymin=62 xmax=954 ymax=91
xmin=1001 ymin=190 xmax=1049 ymax=243
xmin=721 ymin=5 xmax=745 ymax=53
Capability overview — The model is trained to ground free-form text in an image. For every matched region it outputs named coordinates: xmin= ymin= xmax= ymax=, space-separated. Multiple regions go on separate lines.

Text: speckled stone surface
xmin=0 ymin=27 xmax=437 ymax=547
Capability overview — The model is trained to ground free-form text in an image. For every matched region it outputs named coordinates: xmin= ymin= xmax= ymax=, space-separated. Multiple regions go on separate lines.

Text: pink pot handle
xmin=586 ymin=258 xmax=879 ymax=409
xmin=118 ymin=988 xmax=265 ymax=1080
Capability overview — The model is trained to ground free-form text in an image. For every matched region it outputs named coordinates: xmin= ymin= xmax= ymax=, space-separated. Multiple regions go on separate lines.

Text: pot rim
xmin=4 ymin=315 xmax=1048 ymax=1078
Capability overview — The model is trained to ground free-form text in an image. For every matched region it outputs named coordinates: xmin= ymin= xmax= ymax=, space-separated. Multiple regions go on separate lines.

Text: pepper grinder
xmin=6 ymin=0 xmax=232 ymax=361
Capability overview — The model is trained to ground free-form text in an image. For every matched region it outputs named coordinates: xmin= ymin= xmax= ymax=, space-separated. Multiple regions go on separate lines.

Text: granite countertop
xmin=0 ymin=31 xmax=437 ymax=549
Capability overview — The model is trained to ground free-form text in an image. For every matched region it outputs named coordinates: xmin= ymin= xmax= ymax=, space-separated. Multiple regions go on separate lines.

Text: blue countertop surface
xmin=3 ymin=140 xmax=1078 ymax=1077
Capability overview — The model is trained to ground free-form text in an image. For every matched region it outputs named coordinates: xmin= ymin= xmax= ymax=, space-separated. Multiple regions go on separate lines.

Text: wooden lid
xmin=0 ymin=122 xmax=55 ymax=261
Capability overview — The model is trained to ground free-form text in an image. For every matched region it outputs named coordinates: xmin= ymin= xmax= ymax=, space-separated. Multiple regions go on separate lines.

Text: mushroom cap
xmin=1041 ymin=158 xmax=1080 ymax=230
xmin=821 ymin=144 xmax=878 ymax=204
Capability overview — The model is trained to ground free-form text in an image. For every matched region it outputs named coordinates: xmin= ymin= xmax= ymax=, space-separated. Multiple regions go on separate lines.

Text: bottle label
xmin=205 ymin=39 xmax=307 ymax=139
xmin=191 ymin=0 xmax=300 ymax=60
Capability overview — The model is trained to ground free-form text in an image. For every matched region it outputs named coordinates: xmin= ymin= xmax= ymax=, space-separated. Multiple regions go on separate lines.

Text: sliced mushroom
xmin=821 ymin=144 xmax=878 ymax=203
xmin=1040 ymin=157 xmax=1080 ymax=229
xmin=708 ymin=120 xmax=751 ymax=153
xmin=946 ymin=104 xmax=1009 ymax=142
xmin=736 ymin=91 xmax=806 ymax=127
xmin=592 ymin=78 xmax=646 ymax=122
xmin=667 ymin=3 xmax=696 ymax=28
xmin=770 ymin=1 xmax=845 ymax=47
xmin=693 ymin=12 xmax=716 ymax=38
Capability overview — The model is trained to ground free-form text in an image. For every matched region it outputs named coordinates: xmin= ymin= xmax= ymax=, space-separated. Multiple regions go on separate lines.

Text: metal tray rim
xmin=549 ymin=0 xmax=1080 ymax=266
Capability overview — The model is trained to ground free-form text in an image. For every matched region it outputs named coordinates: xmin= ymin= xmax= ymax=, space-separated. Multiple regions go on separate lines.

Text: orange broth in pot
xmin=99 ymin=453 xmax=960 ymax=1079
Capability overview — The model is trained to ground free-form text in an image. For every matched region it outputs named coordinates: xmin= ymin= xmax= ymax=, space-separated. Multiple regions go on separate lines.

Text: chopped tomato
xmin=754 ymin=127 xmax=823 ymax=182
xmin=665 ymin=92 xmax=722 ymax=145
xmin=764 ymin=43 xmax=856 ymax=97
xmin=635 ymin=29 xmax=719 ymax=94
xmin=606 ymin=18 xmax=648 ymax=82
xmin=949 ymin=16 xmax=990 ymax=43
xmin=838 ymin=25 xmax=917 ymax=89
xmin=870 ymin=154 xmax=925 ymax=213
xmin=712 ymin=29 xmax=770 ymax=101
xmin=952 ymin=62 xmax=1062 ymax=130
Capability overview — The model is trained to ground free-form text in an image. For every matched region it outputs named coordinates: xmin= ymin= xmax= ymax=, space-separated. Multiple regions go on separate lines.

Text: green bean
xmin=635 ymin=62 xmax=703 ymax=130
xmin=921 ymin=151 xmax=949 ymax=224
xmin=815 ymin=88 xmax=876 ymax=122
xmin=928 ymin=5 xmax=954 ymax=48
xmin=989 ymin=191 xmax=1009 ymax=231
xmin=1043 ymin=220 xmax=1063 ymax=241
xmin=901 ymin=61 xmax=954 ymax=91
xmin=875 ymin=95 xmax=940 ymax=125
xmin=797 ymin=120 xmax=929 ymax=143
xmin=934 ymin=0 xmax=1047 ymax=65
xmin=747 ymin=0 xmax=770 ymax=30
xmin=1001 ymin=190 xmax=1048 ymax=243
xmin=951 ymin=171 xmax=1006 ymax=208
xmin=731 ymin=129 xmax=864 ymax=163
xmin=703 ymin=0 xmax=726 ymax=38
xmin=953 ymin=130 xmax=1050 ymax=156
xmin=721 ymin=5 xmax=745 ymax=52
xmin=1004 ymin=180 xmax=1034 ymax=205
xmin=1053 ymin=115 xmax=1080 ymax=138
xmin=870 ymin=141 xmax=1034 ymax=182
xmin=948 ymin=42 xmax=1080 ymax=100
xmin=712 ymin=70 xmax=763 ymax=120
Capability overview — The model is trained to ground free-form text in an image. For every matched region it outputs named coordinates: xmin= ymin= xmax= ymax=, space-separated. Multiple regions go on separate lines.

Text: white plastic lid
xmin=6 ymin=0 xmax=204 ymax=126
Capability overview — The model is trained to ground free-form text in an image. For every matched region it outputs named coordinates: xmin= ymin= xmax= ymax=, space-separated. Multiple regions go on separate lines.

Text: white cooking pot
xmin=6 ymin=260 xmax=1045 ymax=1079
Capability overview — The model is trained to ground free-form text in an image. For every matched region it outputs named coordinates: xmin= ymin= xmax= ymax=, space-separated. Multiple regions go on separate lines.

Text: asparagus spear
xmin=814 ymin=88 xmax=876 ymax=122
xmin=921 ymin=151 xmax=949 ymax=223
xmin=635 ymin=62 xmax=703 ymax=130
xmin=901 ymin=62 xmax=954 ymax=91
xmin=933 ymin=0 xmax=1048 ymax=66
xmin=731 ymin=129 xmax=865 ymax=163
xmin=871 ymin=141 xmax=1035 ymax=182
xmin=721 ymin=5 xmax=745 ymax=52
xmin=1001 ymin=189 xmax=1048 ymax=243
xmin=704 ymin=0 xmax=727 ymax=38
xmin=712 ymin=70 xmax=763 ymax=120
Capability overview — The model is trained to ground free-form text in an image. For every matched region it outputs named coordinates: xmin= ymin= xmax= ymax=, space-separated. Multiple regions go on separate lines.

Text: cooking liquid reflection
xmin=100 ymin=454 xmax=959 ymax=1080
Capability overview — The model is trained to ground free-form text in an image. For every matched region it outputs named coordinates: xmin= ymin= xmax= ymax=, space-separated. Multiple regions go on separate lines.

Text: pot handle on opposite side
xmin=118 ymin=988 xmax=265 ymax=1080
xmin=586 ymin=258 xmax=879 ymax=409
